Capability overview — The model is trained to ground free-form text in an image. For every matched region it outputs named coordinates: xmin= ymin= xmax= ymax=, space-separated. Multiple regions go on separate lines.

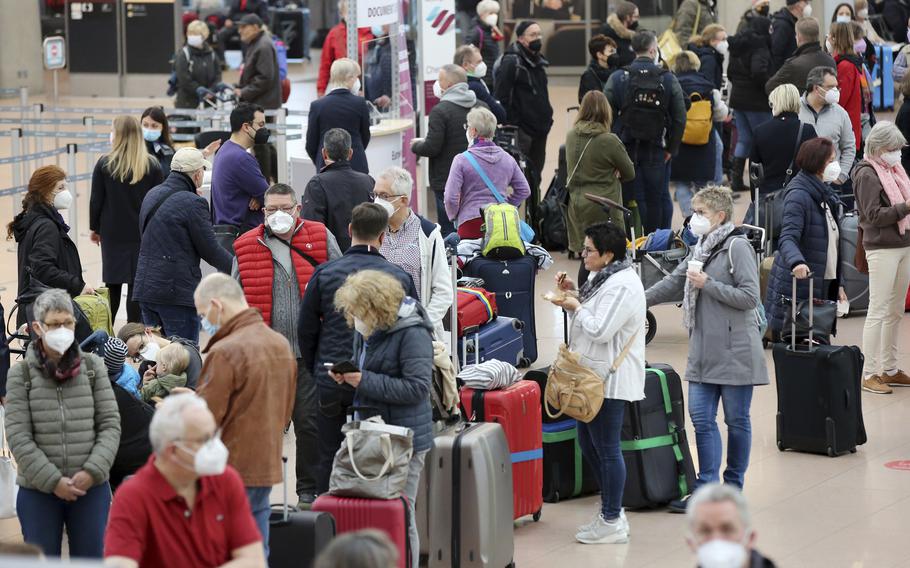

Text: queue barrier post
xmin=66 ymin=143 xmax=79 ymax=240
xmin=9 ymin=128 xmax=23 ymax=218
xmin=276 ymin=107 xmax=288 ymax=184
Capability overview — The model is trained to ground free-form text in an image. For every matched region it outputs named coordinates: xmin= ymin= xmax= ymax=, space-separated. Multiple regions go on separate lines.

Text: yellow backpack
xmin=682 ymin=92 xmax=712 ymax=146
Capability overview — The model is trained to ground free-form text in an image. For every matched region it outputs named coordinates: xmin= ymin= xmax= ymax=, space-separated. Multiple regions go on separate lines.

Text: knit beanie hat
xmin=515 ymin=20 xmax=537 ymax=38
xmin=104 ymin=337 xmax=128 ymax=378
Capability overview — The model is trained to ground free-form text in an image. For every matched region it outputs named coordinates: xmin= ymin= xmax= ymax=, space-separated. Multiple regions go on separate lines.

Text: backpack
xmin=643 ymin=229 xmax=676 ymax=252
xmin=537 ymin=174 xmax=569 ymax=251
xmin=620 ymin=67 xmax=669 ymax=143
xmin=682 ymin=92 xmax=713 ymax=146
xmin=74 ymin=289 xmax=114 ymax=336
xmin=703 ymin=234 xmax=768 ymax=337
xmin=481 ymin=203 xmax=527 ymax=259
xmin=167 ymin=46 xmax=216 ymax=99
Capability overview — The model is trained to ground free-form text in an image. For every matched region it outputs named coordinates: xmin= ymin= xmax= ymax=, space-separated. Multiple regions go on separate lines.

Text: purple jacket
xmin=443 ymin=141 xmax=531 ymax=226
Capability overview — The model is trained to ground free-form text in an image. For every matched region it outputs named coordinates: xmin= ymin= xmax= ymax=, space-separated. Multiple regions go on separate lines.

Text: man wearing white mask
xmin=455 ymin=44 xmax=506 ymax=123
xmin=412 ymin=64 xmax=482 ymax=236
xmin=192 ymin=274 xmax=297 ymax=558
xmin=799 ymin=66 xmax=856 ymax=189
xmin=771 ymin=0 xmax=813 ymax=72
xmin=686 ymin=483 xmax=775 ymax=568
xmin=231 ymin=183 xmax=339 ymax=510
xmin=104 ymin=393 xmax=266 ymax=568
xmin=375 ymin=167 xmax=453 ymax=345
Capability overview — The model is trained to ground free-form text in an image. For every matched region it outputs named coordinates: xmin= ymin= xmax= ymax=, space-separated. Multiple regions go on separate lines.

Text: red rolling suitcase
xmin=455 ymin=287 xmax=498 ymax=337
xmin=312 ymin=495 xmax=411 ymax=568
xmin=460 ymin=380 xmax=543 ymax=522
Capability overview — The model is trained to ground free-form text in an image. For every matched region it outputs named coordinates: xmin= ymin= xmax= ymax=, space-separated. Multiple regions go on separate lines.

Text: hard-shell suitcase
xmin=454 ymin=287 xmax=497 ymax=337
xmin=838 ymin=212 xmax=870 ymax=314
xmin=460 ymin=381 xmax=543 ymax=521
xmin=269 ymin=457 xmax=335 ymax=568
xmin=541 ymin=419 xmax=600 ymax=503
xmin=773 ymin=276 xmax=866 ymax=456
xmin=313 ymin=495 xmax=411 ymax=568
xmin=463 ymin=255 xmax=538 ymax=365
xmin=621 ymin=365 xmax=697 ymax=509
xmin=458 ymin=316 xmax=525 ymax=367
xmin=427 ymin=422 xmax=515 ymax=568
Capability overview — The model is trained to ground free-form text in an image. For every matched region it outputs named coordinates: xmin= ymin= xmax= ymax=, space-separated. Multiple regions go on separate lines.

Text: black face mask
xmin=628 ymin=20 xmax=640 ymax=31
xmin=528 ymin=38 xmax=543 ymax=53
xmin=249 ymin=125 xmax=270 ymax=145
xmin=756 ymin=5 xmax=770 ymax=16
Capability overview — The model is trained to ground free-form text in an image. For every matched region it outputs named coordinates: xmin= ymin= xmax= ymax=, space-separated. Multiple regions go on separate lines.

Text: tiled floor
xmin=1 ymin=55 xmax=910 ymax=567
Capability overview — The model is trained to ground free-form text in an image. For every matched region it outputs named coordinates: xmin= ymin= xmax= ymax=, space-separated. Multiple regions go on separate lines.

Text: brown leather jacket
xmin=197 ymin=309 xmax=296 ymax=487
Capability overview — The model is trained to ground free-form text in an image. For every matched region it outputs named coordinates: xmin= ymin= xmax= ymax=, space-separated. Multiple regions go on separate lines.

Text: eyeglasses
xmin=581 ymin=246 xmax=598 ymax=256
xmin=370 ymin=192 xmax=402 ymax=201
xmin=263 ymin=205 xmax=296 ymax=214
xmin=42 ymin=320 xmax=75 ymax=330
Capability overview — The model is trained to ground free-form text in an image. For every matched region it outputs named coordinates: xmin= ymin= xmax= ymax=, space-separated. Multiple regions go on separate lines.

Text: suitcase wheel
xmin=777 ymin=440 xmax=785 ymax=451
xmin=645 ymin=310 xmax=657 ymax=344
xmin=533 ymin=509 xmax=542 ymax=522
xmin=518 ymin=357 xmax=531 ymax=368
xmin=827 ymin=446 xmax=836 ymax=457
xmin=850 ymin=448 xmax=857 ymax=454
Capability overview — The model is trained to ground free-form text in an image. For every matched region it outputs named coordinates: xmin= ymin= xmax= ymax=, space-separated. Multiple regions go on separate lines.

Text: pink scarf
xmin=866 ymin=156 xmax=910 ymax=235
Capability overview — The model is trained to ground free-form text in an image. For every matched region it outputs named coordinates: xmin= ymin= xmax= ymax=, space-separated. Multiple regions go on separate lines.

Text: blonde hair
xmin=672 ymin=50 xmax=701 ymax=73
xmin=108 ymin=115 xmax=154 ymax=184
xmin=828 ymin=22 xmax=855 ymax=55
xmin=186 ymin=20 xmax=210 ymax=39
xmin=329 ymin=58 xmax=361 ymax=90
xmin=157 ymin=343 xmax=190 ymax=375
xmin=768 ymin=83 xmax=801 ymax=116
xmin=695 ymin=24 xmax=725 ymax=47
xmin=334 ymin=270 xmax=405 ymax=336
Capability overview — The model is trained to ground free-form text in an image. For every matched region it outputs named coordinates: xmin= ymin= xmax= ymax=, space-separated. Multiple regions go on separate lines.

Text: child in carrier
xmin=104 ymin=337 xmax=141 ymax=398
xmin=140 ymin=343 xmax=189 ymax=403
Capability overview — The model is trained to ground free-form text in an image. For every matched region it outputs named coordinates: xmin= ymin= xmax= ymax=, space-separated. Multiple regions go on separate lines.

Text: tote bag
xmin=0 ymin=407 xmax=18 ymax=519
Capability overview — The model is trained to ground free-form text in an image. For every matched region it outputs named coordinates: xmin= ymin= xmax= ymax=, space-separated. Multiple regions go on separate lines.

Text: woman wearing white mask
xmin=8 ymin=165 xmax=93 ymax=328
xmin=117 ymin=322 xmax=204 ymax=390
xmin=690 ymin=24 xmax=728 ymax=91
xmin=90 ymin=115 xmax=164 ymax=323
xmin=173 ymin=19 xmax=222 ymax=111
xmin=465 ymin=0 xmax=503 ymax=90
xmin=5 ymin=288 xmax=121 ymax=558
xmin=763 ymin=137 xmax=847 ymax=341
xmin=852 ymin=121 xmax=910 ymax=394
xmin=646 ymin=185 xmax=768 ymax=514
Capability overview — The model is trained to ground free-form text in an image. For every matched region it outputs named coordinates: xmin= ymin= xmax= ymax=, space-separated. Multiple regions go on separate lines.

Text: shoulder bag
xmin=328 ymin=416 xmax=414 ymax=499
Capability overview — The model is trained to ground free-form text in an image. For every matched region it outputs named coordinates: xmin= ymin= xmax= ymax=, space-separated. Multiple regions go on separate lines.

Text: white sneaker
xmin=577 ymin=508 xmax=630 ymax=536
xmin=575 ymin=515 xmax=629 ymax=545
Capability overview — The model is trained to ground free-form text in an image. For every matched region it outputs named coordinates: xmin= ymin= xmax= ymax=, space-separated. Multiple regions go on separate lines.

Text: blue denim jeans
xmin=433 ymin=191 xmax=456 ymax=236
xmin=687 ymin=382 xmax=754 ymax=489
xmin=713 ymin=129 xmax=724 ymax=184
xmin=576 ymin=398 xmax=626 ymax=520
xmin=17 ymin=482 xmax=112 ymax=558
xmin=674 ymin=182 xmax=696 ymax=218
xmin=733 ymin=110 xmax=772 ymax=159
xmin=246 ymin=486 xmax=272 ymax=558
xmin=625 ymin=151 xmax=672 ymax=234
xmin=140 ymin=302 xmax=200 ymax=343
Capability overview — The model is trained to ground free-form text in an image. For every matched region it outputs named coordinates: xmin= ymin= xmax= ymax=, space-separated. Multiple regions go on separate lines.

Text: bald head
xmin=439 ymin=64 xmax=468 ymax=90
xmin=194 ymin=273 xmax=247 ymax=310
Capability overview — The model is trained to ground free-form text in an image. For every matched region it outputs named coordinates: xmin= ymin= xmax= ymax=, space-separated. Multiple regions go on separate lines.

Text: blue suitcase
xmin=463 ymin=255 xmax=538 ymax=366
xmin=458 ymin=316 xmax=525 ymax=367
xmin=872 ymin=43 xmax=895 ymax=111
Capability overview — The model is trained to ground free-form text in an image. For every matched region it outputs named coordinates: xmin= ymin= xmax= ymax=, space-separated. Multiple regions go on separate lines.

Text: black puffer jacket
xmin=691 ymin=43 xmax=724 ymax=90
xmin=494 ymin=42 xmax=554 ymax=138
xmin=11 ymin=202 xmax=84 ymax=300
xmin=108 ymin=382 xmax=154 ymax=490
xmin=133 ymin=171 xmax=233 ymax=308
xmin=298 ymin=245 xmax=418 ymax=390
xmin=728 ymin=16 xmax=773 ymax=112
xmin=578 ymin=60 xmax=616 ymax=103
xmin=770 ymin=7 xmax=798 ymax=72
xmin=174 ymin=44 xmax=222 ymax=110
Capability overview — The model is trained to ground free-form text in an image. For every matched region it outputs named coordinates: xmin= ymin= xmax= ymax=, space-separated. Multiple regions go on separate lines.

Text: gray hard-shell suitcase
xmin=427 ymin=422 xmax=515 ymax=568
xmin=838 ymin=212 xmax=870 ymax=314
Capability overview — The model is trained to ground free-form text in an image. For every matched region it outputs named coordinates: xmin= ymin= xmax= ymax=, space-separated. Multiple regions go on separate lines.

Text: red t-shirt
xmin=104 ymin=456 xmax=261 ymax=568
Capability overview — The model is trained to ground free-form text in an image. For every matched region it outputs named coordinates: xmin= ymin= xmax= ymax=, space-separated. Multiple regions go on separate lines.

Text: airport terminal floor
xmin=1 ymin=57 xmax=910 ymax=568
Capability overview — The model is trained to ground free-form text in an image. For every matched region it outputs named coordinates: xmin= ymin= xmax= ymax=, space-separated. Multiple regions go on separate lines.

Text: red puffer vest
xmin=234 ymin=221 xmax=329 ymax=326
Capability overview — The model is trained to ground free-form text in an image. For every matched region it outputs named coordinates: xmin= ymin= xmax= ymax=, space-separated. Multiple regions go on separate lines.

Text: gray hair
xmin=864 ymin=121 xmax=907 ymax=158
xmin=692 ymin=184 xmax=734 ymax=223
xmin=323 ymin=128 xmax=352 ymax=162
xmin=264 ymin=182 xmax=297 ymax=204
xmin=806 ymin=65 xmax=836 ymax=93
xmin=440 ymin=64 xmax=468 ymax=86
xmin=454 ymin=44 xmax=480 ymax=68
xmin=33 ymin=288 xmax=73 ymax=324
xmin=378 ymin=166 xmax=413 ymax=197
xmin=194 ymin=273 xmax=247 ymax=306
xmin=467 ymin=106 xmax=498 ymax=139
xmin=476 ymin=0 xmax=500 ymax=16
xmin=631 ymin=30 xmax=657 ymax=55
xmin=149 ymin=393 xmax=210 ymax=454
xmin=768 ymin=83 xmax=801 ymax=116
xmin=686 ymin=483 xmax=752 ymax=534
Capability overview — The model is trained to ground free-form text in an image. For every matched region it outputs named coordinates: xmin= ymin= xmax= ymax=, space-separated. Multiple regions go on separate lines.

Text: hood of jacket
xmin=11 ymin=203 xmax=64 ymax=243
xmin=441 ymin=82 xmax=478 ymax=108
xmin=573 ymin=120 xmax=610 ymax=137
xmin=466 ymin=142 xmax=509 ymax=167
xmin=376 ymin=298 xmax=434 ymax=338
xmin=606 ymin=12 xmax=635 ymax=40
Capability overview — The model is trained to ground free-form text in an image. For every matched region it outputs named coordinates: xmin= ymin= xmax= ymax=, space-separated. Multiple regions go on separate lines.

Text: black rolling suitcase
xmin=773 ymin=276 xmax=866 ymax=457
xmin=541 ymin=419 xmax=600 ymax=503
xmin=463 ymin=255 xmax=538 ymax=366
xmin=621 ymin=364 xmax=697 ymax=509
xmin=269 ymin=457 xmax=335 ymax=568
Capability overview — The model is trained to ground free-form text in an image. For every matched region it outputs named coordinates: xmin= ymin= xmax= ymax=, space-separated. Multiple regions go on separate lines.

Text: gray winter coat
xmin=352 ymin=300 xmax=434 ymax=453
xmin=5 ymin=345 xmax=121 ymax=493
xmin=645 ymin=233 xmax=769 ymax=386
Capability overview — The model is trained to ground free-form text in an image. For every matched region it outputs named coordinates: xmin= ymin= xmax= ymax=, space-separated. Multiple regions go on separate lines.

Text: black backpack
xmin=620 ymin=67 xmax=669 ymax=143
xmin=537 ymin=173 xmax=569 ymax=251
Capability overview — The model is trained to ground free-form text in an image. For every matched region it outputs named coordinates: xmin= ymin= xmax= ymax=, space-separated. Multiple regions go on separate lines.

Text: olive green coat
xmin=565 ymin=121 xmax=636 ymax=252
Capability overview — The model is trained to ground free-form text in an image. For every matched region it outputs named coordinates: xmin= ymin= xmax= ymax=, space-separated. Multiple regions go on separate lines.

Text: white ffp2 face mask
xmin=432 ymin=80 xmax=443 ymax=99
xmin=53 ymin=189 xmax=73 ymax=210
xmin=267 ymin=210 xmax=296 ymax=234
xmin=689 ymin=213 xmax=713 ymax=237
xmin=351 ymin=78 xmax=362 ymax=95
xmin=802 ymin=3 xmax=813 ymax=18
xmin=823 ymin=160 xmax=842 ymax=183
xmin=696 ymin=539 xmax=748 ymax=568
xmin=823 ymin=87 xmax=840 ymax=106
xmin=180 ymin=436 xmax=229 ymax=477
xmin=353 ymin=316 xmax=370 ymax=336
xmin=483 ymin=14 xmax=498 ymax=27
xmin=881 ymin=150 xmax=903 ymax=167
xmin=42 ymin=326 xmax=75 ymax=355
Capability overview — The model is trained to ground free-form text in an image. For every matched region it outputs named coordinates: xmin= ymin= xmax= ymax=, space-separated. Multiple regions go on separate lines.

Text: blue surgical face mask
xmin=143 ymin=127 xmax=162 ymax=142
xmin=199 ymin=302 xmax=221 ymax=336
xmin=371 ymin=25 xmax=384 ymax=38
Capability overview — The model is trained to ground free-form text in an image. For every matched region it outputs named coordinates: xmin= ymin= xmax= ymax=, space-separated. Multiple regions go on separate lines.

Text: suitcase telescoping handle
xmin=281 ymin=455 xmax=289 ymax=522
xmin=790 ymin=272 xmax=814 ymax=352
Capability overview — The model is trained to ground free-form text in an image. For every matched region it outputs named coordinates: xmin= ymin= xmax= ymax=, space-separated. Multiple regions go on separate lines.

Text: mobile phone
xmin=330 ymin=360 xmax=359 ymax=374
